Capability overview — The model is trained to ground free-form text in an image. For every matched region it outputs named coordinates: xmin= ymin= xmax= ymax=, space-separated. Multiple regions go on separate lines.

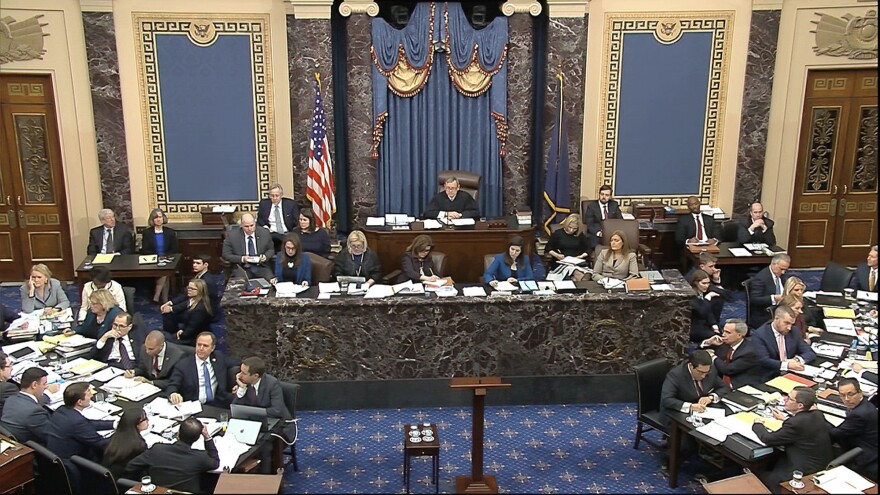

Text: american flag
xmin=306 ymin=74 xmax=336 ymax=228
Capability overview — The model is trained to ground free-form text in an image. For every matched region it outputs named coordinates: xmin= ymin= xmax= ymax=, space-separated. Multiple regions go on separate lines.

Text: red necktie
xmin=152 ymin=355 xmax=160 ymax=377
xmin=246 ymin=386 xmax=258 ymax=406
xmin=602 ymin=204 xmax=608 ymax=220
xmin=723 ymin=348 xmax=733 ymax=387
xmin=695 ymin=215 xmax=704 ymax=240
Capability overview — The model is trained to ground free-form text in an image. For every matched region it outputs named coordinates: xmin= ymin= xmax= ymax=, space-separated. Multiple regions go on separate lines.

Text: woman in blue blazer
xmin=483 ymin=235 xmax=534 ymax=287
xmin=272 ymin=233 xmax=312 ymax=286
xmin=66 ymin=288 xmax=122 ymax=339
xmin=140 ymin=208 xmax=178 ymax=303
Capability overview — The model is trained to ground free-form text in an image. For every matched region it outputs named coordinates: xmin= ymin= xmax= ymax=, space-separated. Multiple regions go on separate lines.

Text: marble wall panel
xmin=287 ymin=17 xmax=335 ymax=205
xmin=733 ymin=10 xmax=780 ymax=216
xmin=544 ymin=15 xmax=588 ymax=216
xmin=82 ymin=12 xmax=133 ymax=225
xmin=503 ymin=14 xmax=535 ymax=215
xmin=345 ymin=15 xmax=377 ymax=228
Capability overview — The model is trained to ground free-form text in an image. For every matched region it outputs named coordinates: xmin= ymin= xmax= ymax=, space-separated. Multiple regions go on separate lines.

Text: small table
xmin=75 ymin=254 xmax=181 ymax=294
xmin=0 ymin=435 xmax=35 ymax=494
xmin=403 ymin=423 xmax=440 ymax=494
xmin=778 ymin=474 xmax=879 ymax=494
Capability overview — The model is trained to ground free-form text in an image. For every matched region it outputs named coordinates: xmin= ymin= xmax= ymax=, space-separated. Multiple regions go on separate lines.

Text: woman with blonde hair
xmin=333 ymin=230 xmax=382 ymax=286
xmin=782 ymin=276 xmax=822 ymax=329
xmin=591 ymin=230 xmax=638 ymax=281
xmin=21 ymin=264 xmax=70 ymax=313
xmin=161 ymin=278 xmax=213 ymax=345
xmin=545 ymin=214 xmax=591 ymax=268
xmin=66 ymin=288 xmax=120 ymax=339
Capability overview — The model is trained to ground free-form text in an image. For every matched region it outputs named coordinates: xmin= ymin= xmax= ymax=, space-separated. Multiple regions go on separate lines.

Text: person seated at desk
xmin=688 ymin=270 xmax=726 ymax=344
xmin=222 ymin=213 xmax=275 ymax=280
xmin=161 ymin=279 xmax=213 ymax=346
xmin=779 ymin=295 xmax=822 ymax=343
xmin=298 ymin=207 xmax=332 ymax=258
xmin=424 ymin=176 xmax=479 ymax=220
xmin=125 ymin=417 xmax=219 ymax=494
xmin=272 ymin=233 xmax=312 ymax=286
xmin=232 ymin=356 xmax=291 ymax=473
xmin=545 ymin=214 xmax=591 ymax=268
xmin=47 ymin=382 xmax=115 ymax=464
xmin=675 ymin=196 xmax=719 ymax=247
xmin=257 ymin=183 xmax=300 ymax=250
xmin=701 ymin=318 xmax=762 ymax=389
xmin=103 ymin=407 xmax=148 ymax=481
xmin=752 ymin=387 xmax=833 ymax=493
xmin=186 ymin=253 xmax=225 ymax=320
xmin=828 ymin=377 xmax=878 ymax=481
xmin=93 ymin=312 xmax=145 ymax=371
xmin=66 ymin=288 xmax=121 ymax=340
xmin=0 ymin=304 xmax=16 ymax=342
xmin=77 ymin=266 xmax=125 ymax=321
xmin=87 ymin=208 xmax=133 ymax=255
xmin=685 ymin=252 xmax=723 ymax=286
xmin=853 ymin=245 xmax=878 ymax=292
xmin=659 ymin=350 xmax=727 ymax=427
xmin=399 ymin=234 xmax=442 ymax=284
xmin=583 ymin=184 xmax=623 ymax=251
xmin=20 ymin=263 xmax=70 ymax=314
xmin=0 ymin=367 xmax=52 ymax=444
xmin=749 ymin=253 xmax=790 ymax=328
xmin=0 ymin=353 xmax=15 ymax=418
xmin=484 ymin=235 xmax=534 ymax=288
xmin=334 ymin=230 xmax=381 ymax=286
xmin=737 ymin=201 xmax=776 ymax=246
xmin=753 ymin=305 xmax=816 ymax=381
xmin=125 ymin=330 xmax=188 ymax=389
xmin=167 ymin=332 xmax=236 ymax=407
xmin=140 ymin=207 xmax=178 ymax=303
xmin=783 ymin=277 xmax=821 ymax=332
xmin=591 ymin=230 xmax=638 ymax=282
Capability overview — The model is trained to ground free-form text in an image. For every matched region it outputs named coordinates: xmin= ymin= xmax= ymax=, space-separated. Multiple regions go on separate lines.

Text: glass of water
xmin=789 ymin=470 xmax=804 ymax=489
xmin=94 ymin=392 xmax=105 ymax=403
xmin=141 ymin=475 xmax=155 ymax=493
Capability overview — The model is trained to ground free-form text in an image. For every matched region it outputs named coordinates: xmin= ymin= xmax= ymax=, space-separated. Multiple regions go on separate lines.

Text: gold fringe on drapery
xmin=370 ymin=3 xmax=436 ymax=98
xmin=491 ymin=111 xmax=509 ymax=158
xmin=371 ymin=111 xmax=389 ymax=159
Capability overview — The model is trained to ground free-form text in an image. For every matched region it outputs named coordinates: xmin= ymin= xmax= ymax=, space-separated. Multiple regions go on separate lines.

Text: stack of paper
xmin=728 ymin=248 xmax=752 ymax=257
xmin=147 ymin=397 xmax=202 ymax=420
xmin=92 ymin=367 xmax=124 ymax=383
xmin=392 ymin=281 xmax=424 ymax=294
xmin=824 ymin=307 xmax=856 ymax=319
xmin=812 ymin=342 xmax=847 ymax=359
xmin=211 ymin=205 xmax=236 ymax=213
xmin=463 ymin=286 xmax=487 ymax=297
xmin=364 ymin=284 xmax=394 ymax=299
xmin=824 ymin=318 xmax=857 ymax=336
xmin=318 ymin=282 xmax=341 ymax=293
xmin=103 ymin=376 xmax=162 ymax=401
xmin=813 ymin=465 xmax=875 ymax=494
xmin=64 ymin=358 xmax=107 ymax=376
xmin=274 ymin=282 xmax=309 ymax=297
xmin=208 ymin=435 xmax=251 ymax=473
xmin=91 ymin=253 xmax=117 ymax=264
xmin=856 ymin=290 xmax=878 ymax=302
xmin=493 ymin=281 xmax=518 ymax=292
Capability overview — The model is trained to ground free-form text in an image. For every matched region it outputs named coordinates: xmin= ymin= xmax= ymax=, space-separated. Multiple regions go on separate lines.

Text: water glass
xmin=141 ymin=475 xmax=155 ymax=493
xmin=789 ymin=470 xmax=804 ymax=489
xmin=219 ymin=412 xmax=229 ymax=424
xmin=94 ymin=392 xmax=105 ymax=403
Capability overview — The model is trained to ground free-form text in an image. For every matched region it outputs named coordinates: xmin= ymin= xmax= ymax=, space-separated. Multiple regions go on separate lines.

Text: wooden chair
xmin=438 ymin=171 xmax=481 ymax=202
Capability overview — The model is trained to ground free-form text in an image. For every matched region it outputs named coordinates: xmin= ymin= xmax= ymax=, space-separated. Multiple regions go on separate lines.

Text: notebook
xmin=226 ymin=418 xmax=261 ymax=445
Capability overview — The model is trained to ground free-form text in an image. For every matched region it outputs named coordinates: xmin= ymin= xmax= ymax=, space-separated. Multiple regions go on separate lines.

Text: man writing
xmin=827 ymin=378 xmax=877 ymax=480
xmin=584 ymin=184 xmax=623 ymax=251
xmin=753 ymin=305 xmax=816 ymax=381
xmin=424 ymin=177 xmax=479 ymax=220
xmin=126 ymin=330 xmax=187 ymax=389
xmin=659 ymin=350 xmax=727 ymax=426
xmin=737 ymin=201 xmax=776 ymax=246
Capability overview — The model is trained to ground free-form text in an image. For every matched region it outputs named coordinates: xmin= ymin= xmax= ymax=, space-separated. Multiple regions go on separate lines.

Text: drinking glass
xmin=94 ymin=392 xmax=105 ymax=403
xmin=141 ymin=475 xmax=155 ymax=493
xmin=789 ymin=470 xmax=804 ymax=489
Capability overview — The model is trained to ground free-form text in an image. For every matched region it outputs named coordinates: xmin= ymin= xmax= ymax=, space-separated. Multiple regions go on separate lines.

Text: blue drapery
xmin=372 ymin=2 xmax=508 ymax=218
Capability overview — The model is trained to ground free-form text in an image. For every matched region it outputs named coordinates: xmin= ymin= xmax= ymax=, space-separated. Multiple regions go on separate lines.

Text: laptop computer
xmin=226 ymin=418 xmax=261 ymax=445
xmin=230 ymin=404 xmax=268 ymax=426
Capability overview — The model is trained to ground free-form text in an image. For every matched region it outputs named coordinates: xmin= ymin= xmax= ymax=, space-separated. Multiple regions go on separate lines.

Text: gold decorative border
xmin=597 ymin=12 xmax=733 ymax=208
xmin=133 ymin=13 xmax=276 ymax=217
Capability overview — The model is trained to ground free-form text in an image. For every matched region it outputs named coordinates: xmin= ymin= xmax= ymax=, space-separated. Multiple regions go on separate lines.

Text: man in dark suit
xmin=828 ymin=378 xmax=878 ymax=480
xmin=222 ymin=213 xmax=275 ymax=279
xmin=190 ymin=253 xmax=224 ymax=320
xmin=753 ymin=305 xmax=816 ymax=381
xmin=46 ymin=382 xmax=115 ymax=462
xmin=752 ymin=387 xmax=833 ymax=492
xmin=424 ymin=177 xmax=479 ymax=219
xmin=86 ymin=208 xmax=133 ymax=255
xmin=736 ymin=201 xmax=776 ymax=246
xmin=701 ymin=319 xmax=762 ymax=389
xmin=852 ymin=245 xmax=878 ymax=292
xmin=0 ymin=303 xmax=17 ymax=340
xmin=0 ymin=353 xmax=17 ymax=419
xmin=92 ymin=312 xmax=145 ymax=370
xmin=126 ymin=330 xmax=188 ymax=389
xmin=1 ymin=367 xmax=51 ymax=443
xmin=232 ymin=356 xmax=290 ymax=473
xmin=583 ymin=184 xmax=623 ymax=251
xmin=675 ymin=196 xmax=719 ymax=247
xmin=167 ymin=332 xmax=236 ymax=407
xmin=256 ymin=184 xmax=300 ymax=250
xmin=659 ymin=350 xmax=728 ymax=427
xmin=749 ymin=253 xmax=791 ymax=328
xmin=126 ymin=417 xmax=219 ymax=493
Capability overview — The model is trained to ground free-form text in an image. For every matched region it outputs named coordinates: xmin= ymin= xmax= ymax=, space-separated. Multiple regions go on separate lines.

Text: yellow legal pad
xmin=823 ymin=307 xmax=856 ymax=319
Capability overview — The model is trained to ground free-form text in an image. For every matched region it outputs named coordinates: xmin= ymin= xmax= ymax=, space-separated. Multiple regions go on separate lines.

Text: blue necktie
xmin=203 ymin=362 xmax=214 ymax=403
xmin=247 ymin=236 xmax=256 ymax=257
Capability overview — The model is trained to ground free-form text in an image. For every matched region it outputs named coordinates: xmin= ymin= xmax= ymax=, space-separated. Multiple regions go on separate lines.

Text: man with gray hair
xmin=700 ymin=319 xmax=761 ymax=388
xmin=256 ymin=183 xmax=299 ymax=250
xmin=748 ymin=252 xmax=790 ymax=327
xmin=424 ymin=176 xmax=479 ymax=219
xmin=87 ymin=208 xmax=133 ymax=255
xmin=853 ymin=245 xmax=878 ymax=292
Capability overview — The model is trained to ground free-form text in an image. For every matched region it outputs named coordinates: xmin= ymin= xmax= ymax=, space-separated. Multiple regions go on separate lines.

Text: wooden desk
xmin=403 ymin=424 xmax=439 ymax=494
xmin=214 ymin=472 xmax=283 ymax=494
xmin=684 ymin=242 xmax=773 ymax=267
xmin=0 ymin=435 xmax=35 ymax=494
xmin=75 ymin=254 xmax=181 ymax=293
xmin=128 ymin=483 xmax=173 ymax=494
xmin=363 ymin=221 xmax=535 ymax=282
xmin=778 ymin=474 xmax=878 ymax=494
xmin=703 ymin=473 xmax=770 ymax=494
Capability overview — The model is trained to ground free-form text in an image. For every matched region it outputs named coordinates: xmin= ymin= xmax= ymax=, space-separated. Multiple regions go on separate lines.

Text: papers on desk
xmin=493 ymin=281 xmax=518 ymax=292
xmin=728 ymin=247 xmax=752 ymax=257
xmin=141 ymin=431 xmax=173 ymax=448
xmin=384 ymin=213 xmax=413 ymax=226
xmin=147 ymin=415 xmax=176 ymax=434
xmin=210 ymin=434 xmax=251 ymax=473
xmin=558 ymin=256 xmax=586 ymax=266
xmin=694 ymin=406 xmax=727 ymax=421
xmin=2 ymin=341 xmax=43 ymax=362
xmin=700 ymin=206 xmax=725 ymax=219
xmin=274 ymin=282 xmax=309 ymax=297
xmin=814 ymin=465 xmax=876 ymax=494
xmin=92 ymin=366 xmax=124 ymax=383
xmin=598 ymin=277 xmax=626 ymax=290
xmin=553 ymin=280 xmax=576 ymax=291
xmin=138 ymin=255 xmax=158 ymax=264
xmin=63 ymin=358 xmax=107 ymax=376
xmin=743 ymin=243 xmax=768 ymax=251
xmin=364 ymin=284 xmax=394 ymax=299
xmin=792 ymin=364 xmax=837 ymax=381
xmin=147 ymin=397 xmax=202 ymax=420
xmin=650 ymin=284 xmax=673 ymax=291
xmin=448 ymin=218 xmax=475 ymax=226
xmin=211 ymin=205 xmax=236 ymax=213
xmin=434 ymin=286 xmax=458 ymax=297
xmin=91 ymin=253 xmax=117 ymax=264
xmin=817 ymin=403 xmax=848 ymax=418
xmin=366 ymin=216 xmax=385 ymax=226
xmin=823 ymin=413 xmax=845 ymax=427
xmin=621 ymin=212 xmax=635 ymax=220
xmin=82 ymin=401 xmax=122 ymax=421
xmin=812 ymin=342 xmax=847 ymax=359
xmin=103 ymin=376 xmax=162 ymax=401
xmin=824 ymin=307 xmax=856 ymax=319
xmin=318 ymin=282 xmax=341 ymax=293
xmin=824 ymin=318 xmax=857 ymax=336
xmin=463 ymin=286 xmax=488 ymax=297
xmin=392 ymin=281 xmax=425 ymax=294
xmin=857 ymin=290 xmax=878 ymax=302
xmin=422 ymin=219 xmax=442 ymax=229
xmin=698 ymin=412 xmax=772 ymax=445
xmin=347 ymin=283 xmax=368 ymax=296
xmin=519 ymin=281 xmax=538 ymax=292
xmin=639 ymin=270 xmax=664 ymax=282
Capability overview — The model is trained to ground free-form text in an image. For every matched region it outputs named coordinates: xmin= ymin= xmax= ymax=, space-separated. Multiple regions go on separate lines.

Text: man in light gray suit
xmin=222 ymin=213 xmax=275 ymax=279
xmin=1 ymin=367 xmax=52 ymax=443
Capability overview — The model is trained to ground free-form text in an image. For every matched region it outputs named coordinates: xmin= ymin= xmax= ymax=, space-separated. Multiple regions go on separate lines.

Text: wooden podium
xmin=450 ymin=377 xmax=511 ymax=494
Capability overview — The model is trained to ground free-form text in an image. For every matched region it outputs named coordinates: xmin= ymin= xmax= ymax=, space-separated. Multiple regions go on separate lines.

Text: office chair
xmin=269 ymin=381 xmax=301 ymax=471
xmin=437 ymin=171 xmax=481 ymax=203
xmin=632 ymin=358 xmax=671 ymax=450
xmin=820 ymin=261 xmax=855 ymax=292
xmin=27 ymin=440 xmax=74 ymax=495
xmin=70 ymin=455 xmax=122 ymax=494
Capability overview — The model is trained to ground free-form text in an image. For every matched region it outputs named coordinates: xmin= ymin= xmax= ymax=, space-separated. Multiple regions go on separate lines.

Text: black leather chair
xmin=821 ymin=261 xmax=855 ymax=292
xmin=632 ymin=358 xmax=671 ymax=450
xmin=269 ymin=381 xmax=300 ymax=471
xmin=742 ymin=277 xmax=753 ymax=330
xmin=438 ymin=170 xmax=481 ymax=202
xmin=827 ymin=446 xmax=862 ymax=470
xmin=305 ymin=252 xmax=334 ymax=283
xmin=720 ymin=221 xmax=744 ymax=243
xmin=594 ymin=219 xmax=652 ymax=269
xmin=122 ymin=286 xmax=135 ymax=315
xmin=0 ymin=424 xmax=17 ymax=441
xmin=26 ymin=440 xmax=74 ymax=495
xmin=70 ymin=455 xmax=122 ymax=494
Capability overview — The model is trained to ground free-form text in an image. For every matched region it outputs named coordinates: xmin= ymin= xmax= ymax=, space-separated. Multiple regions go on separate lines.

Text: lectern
xmin=450 ymin=376 xmax=511 ymax=493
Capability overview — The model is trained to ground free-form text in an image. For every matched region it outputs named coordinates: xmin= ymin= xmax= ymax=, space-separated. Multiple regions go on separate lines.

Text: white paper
xmin=737 ymin=385 xmax=765 ymax=397
xmin=817 ymin=403 xmax=848 ymax=418
xmin=147 ymin=415 xmax=176 ymax=434
xmin=537 ymin=281 xmax=555 ymax=291
xmin=639 ymin=271 xmax=664 ymax=282
xmin=553 ymin=280 xmax=576 ymax=290
xmin=365 ymin=216 xmax=385 ymax=226
xmin=117 ymin=382 xmax=162 ymax=402
xmin=695 ymin=421 xmax=732 ymax=442
xmin=728 ymin=248 xmax=753 ymax=257
xmin=317 ymin=293 xmax=331 ymax=300
xmin=558 ymin=256 xmax=586 ymax=266
xmin=650 ymin=284 xmax=673 ymax=291
xmin=493 ymin=281 xmax=518 ymax=292
xmin=518 ymin=280 xmax=538 ymax=292
xmin=823 ymin=413 xmax=845 ymax=427
xmin=384 ymin=214 xmax=410 ymax=226
xmin=346 ymin=283 xmax=367 ymax=296
xmin=422 ymin=219 xmax=442 ymax=229
xmin=694 ymin=406 xmax=727 ymax=421
xmin=814 ymin=466 xmax=875 ymax=494
xmin=318 ymin=282 xmax=341 ymax=293
xmin=599 ymin=277 xmax=626 ymax=289
xmin=141 ymin=431 xmax=173 ymax=448
xmin=273 ymin=282 xmax=309 ymax=297
xmin=451 ymin=218 xmax=475 ymax=226
xmin=92 ymin=366 xmax=124 ymax=383
xmin=713 ymin=415 xmax=766 ymax=445
xmin=463 ymin=286 xmax=488 ymax=297
xmin=743 ymin=243 xmax=767 ymax=251
xmin=856 ymin=290 xmax=878 ymax=302
xmin=209 ymin=435 xmax=251 ymax=473
xmin=434 ymin=286 xmax=458 ymax=297
xmin=81 ymin=404 xmax=112 ymax=421
xmin=824 ymin=318 xmax=857 ymax=336
xmin=621 ymin=212 xmax=635 ymax=220
xmin=364 ymin=284 xmax=394 ymax=299
xmin=812 ymin=342 xmax=847 ymax=358
xmin=211 ymin=205 xmax=236 ymax=213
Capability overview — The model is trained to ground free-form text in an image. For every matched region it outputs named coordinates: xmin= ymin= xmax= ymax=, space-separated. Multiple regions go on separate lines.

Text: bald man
xmin=125 ymin=330 xmax=188 ymax=389
xmin=222 ymin=213 xmax=275 ymax=279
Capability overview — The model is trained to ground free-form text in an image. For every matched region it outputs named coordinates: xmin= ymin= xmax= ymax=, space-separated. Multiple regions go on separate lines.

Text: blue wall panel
xmin=615 ymin=32 xmax=711 ymax=196
xmin=155 ymin=34 xmax=258 ymax=202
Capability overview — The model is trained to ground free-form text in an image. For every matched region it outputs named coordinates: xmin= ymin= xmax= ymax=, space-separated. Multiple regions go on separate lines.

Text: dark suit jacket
xmin=166 ymin=352 xmax=237 ymax=407
xmin=257 ymin=197 xmax=299 ymax=234
xmin=424 ymin=192 xmax=479 ymax=219
xmin=690 ymin=294 xmax=725 ymax=343
xmin=232 ymin=373 xmax=290 ymax=419
xmin=659 ymin=360 xmax=728 ymax=426
xmin=221 ymin=225 xmax=275 ymax=266
xmin=752 ymin=409 xmax=833 ymax=477
xmin=584 ymin=199 xmax=623 ymax=249
xmin=126 ymin=439 xmax=220 ymax=493
xmin=0 ymin=302 xmax=17 ymax=335
xmin=140 ymin=227 xmax=179 ymax=255
xmin=91 ymin=325 xmax=147 ymax=369
xmin=333 ymin=248 xmax=382 ymax=282
xmin=46 ymin=406 xmax=114 ymax=461
xmin=399 ymin=252 xmax=438 ymax=283
xmin=162 ymin=300 xmax=212 ymax=344
xmin=675 ymin=213 xmax=719 ymax=247
xmin=752 ymin=323 xmax=817 ymax=380
xmin=73 ymin=306 xmax=123 ymax=340
xmin=0 ymin=393 xmax=50 ymax=443
xmin=853 ymin=263 xmax=878 ymax=292
xmin=713 ymin=338 xmax=762 ymax=389
xmin=0 ymin=382 xmax=20 ymax=425
xmin=134 ymin=341 xmax=189 ymax=389
xmin=736 ymin=216 xmax=776 ymax=246
xmin=749 ymin=266 xmax=787 ymax=328
xmin=87 ymin=225 xmax=133 ymax=255
xmin=828 ymin=398 xmax=878 ymax=472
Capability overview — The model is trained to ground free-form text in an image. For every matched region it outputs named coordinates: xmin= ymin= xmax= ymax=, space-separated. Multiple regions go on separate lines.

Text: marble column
xmin=504 ymin=14 xmax=536 ymax=215
xmin=345 ymin=14 xmax=378 ymax=228
xmin=733 ymin=10 xmax=781 ymax=215
xmin=82 ymin=12 xmax=133 ymax=225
